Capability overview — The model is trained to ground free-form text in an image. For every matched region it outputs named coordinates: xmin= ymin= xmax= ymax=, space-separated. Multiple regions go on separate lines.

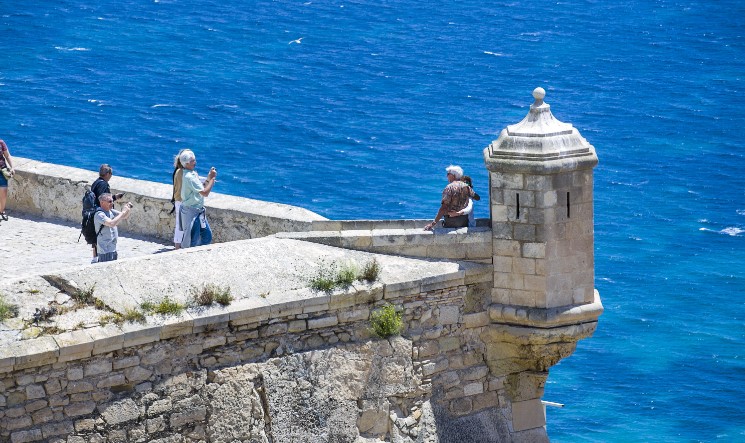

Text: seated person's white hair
xmin=179 ymin=150 xmax=196 ymax=165
xmin=446 ymin=165 xmax=463 ymax=179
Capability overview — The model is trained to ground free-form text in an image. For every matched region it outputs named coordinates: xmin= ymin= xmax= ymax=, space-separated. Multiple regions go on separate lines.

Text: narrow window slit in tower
xmin=567 ymin=192 xmax=571 ymax=218
xmin=516 ymin=193 xmax=520 ymax=219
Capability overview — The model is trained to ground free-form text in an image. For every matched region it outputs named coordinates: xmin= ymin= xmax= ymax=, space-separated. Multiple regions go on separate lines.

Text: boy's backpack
xmin=79 ymin=189 xmax=104 ymax=245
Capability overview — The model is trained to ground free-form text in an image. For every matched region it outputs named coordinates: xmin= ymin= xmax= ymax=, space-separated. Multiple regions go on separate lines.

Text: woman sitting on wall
xmin=0 ymin=139 xmax=16 ymax=222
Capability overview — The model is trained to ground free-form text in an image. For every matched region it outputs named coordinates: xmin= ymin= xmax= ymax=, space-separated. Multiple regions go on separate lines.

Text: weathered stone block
xmin=84 ymin=360 xmax=112 ymax=377
xmin=169 ymin=406 xmax=207 ymax=428
xmin=450 ymin=397 xmax=473 ymax=416
xmin=24 ymin=399 xmax=47 ymax=413
xmin=99 ymin=398 xmax=140 ymax=426
xmin=112 ymin=355 xmax=140 ymax=370
xmin=41 ymin=421 xmax=73 ymax=439
xmin=123 ymin=366 xmax=153 ymax=384
xmin=10 ymin=429 xmax=42 ymax=443
xmin=260 ymin=322 xmax=288 ymax=337
xmin=511 ymin=399 xmax=545 ymax=432
xmin=463 ymin=382 xmax=484 ymax=396
xmin=65 ymin=401 xmax=96 ymax=418
xmin=308 ymin=315 xmax=338 ymax=330
xmin=25 ymin=384 xmax=46 ymax=400
xmin=97 ymin=373 xmax=126 ymax=389
xmin=66 ymin=381 xmax=93 ymax=395
xmin=74 ymin=418 xmax=96 ymax=433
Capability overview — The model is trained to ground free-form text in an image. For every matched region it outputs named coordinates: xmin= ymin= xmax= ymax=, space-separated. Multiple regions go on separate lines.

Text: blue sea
xmin=1 ymin=0 xmax=743 ymax=441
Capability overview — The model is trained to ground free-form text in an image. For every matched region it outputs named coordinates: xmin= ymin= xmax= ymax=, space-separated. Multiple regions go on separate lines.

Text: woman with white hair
xmin=178 ymin=149 xmax=217 ymax=248
xmin=0 ymin=139 xmax=15 ymax=222
xmin=171 ymin=150 xmax=186 ymax=249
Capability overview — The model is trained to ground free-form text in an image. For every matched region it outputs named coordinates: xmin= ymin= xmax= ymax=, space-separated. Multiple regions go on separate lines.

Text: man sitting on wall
xmin=424 ymin=165 xmax=475 ymax=231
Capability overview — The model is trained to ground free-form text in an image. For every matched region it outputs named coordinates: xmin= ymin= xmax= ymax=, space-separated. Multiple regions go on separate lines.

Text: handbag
xmin=1 ymin=167 xmax=11 ymax=180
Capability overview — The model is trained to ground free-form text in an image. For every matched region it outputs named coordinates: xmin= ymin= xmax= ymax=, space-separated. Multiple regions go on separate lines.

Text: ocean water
xmin=1 ymin=1 xmax=744 ymax=441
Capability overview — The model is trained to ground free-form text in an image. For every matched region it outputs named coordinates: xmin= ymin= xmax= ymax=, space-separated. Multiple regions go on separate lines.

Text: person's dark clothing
xmin=91 ymin=178 xmax=110 ymax=202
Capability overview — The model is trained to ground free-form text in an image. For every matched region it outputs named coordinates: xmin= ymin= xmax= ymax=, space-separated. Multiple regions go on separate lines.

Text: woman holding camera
xmin=0 ymin=139 xmax=16 ymax=221
xmin=178 ymin=149 xmax=216 ymax=248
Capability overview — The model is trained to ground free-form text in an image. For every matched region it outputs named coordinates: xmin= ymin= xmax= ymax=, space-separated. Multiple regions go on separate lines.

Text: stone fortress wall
xmin=0 ymin=88 xmax=603 ymax=443
xmin=7 ymin=157 xmax=492 ymax=263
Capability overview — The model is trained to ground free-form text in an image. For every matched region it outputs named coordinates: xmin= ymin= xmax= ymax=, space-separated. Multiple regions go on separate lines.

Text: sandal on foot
xmin=0 ymin=212 xmax=7 ymax=221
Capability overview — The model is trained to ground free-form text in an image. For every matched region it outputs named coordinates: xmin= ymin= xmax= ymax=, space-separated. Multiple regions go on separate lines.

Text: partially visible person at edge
xmin=0 ymin=139 xmax=16 ymax=222
xmin=424 ymin=165 xmax=475 ymax=231
xmin=179 ymin=150 xmax=217 ymax=248
xmin=93 ymin=193 xmax=132 ymax=263
xmin=447 ymin=175 xmax=480 ymax=228
xmin=89 ymin=164 xmax=124 ymax=259
xmin=171 ymin=150 xmax=186 ymax=249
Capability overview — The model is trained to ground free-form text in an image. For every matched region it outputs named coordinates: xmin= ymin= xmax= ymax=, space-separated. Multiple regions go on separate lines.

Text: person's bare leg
xmin=0 ymin=187 xmax=7 ymax=217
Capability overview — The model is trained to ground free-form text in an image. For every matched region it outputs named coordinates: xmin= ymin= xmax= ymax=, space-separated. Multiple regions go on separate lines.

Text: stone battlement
xmin=0 ymin=88 xmax=602 ymax=443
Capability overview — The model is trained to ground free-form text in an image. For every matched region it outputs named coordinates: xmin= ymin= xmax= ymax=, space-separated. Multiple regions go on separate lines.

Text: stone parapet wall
xmin=277 ymin=226 xmax=493 ymax=263
xmin=7 ymin=157 xmax=327 ymax=243
xmin=0 ymin=263 xmax=522 ymax=443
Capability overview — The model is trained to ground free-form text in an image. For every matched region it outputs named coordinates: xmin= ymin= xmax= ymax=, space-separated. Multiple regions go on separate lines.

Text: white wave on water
xmin=699 ymin=227 xmax=743 ymax=236
xmin=483 ymin=51 xmax=505 ymax=56
xmin=721 ymin=227 xmax=744 ymax=236
xmin=151 ymin=104 xmax=174 ymax=108
xmin=54 ymin=46 xmax=90 ymax=52
xmin=737 ymin=209 xmax=745 ymax=216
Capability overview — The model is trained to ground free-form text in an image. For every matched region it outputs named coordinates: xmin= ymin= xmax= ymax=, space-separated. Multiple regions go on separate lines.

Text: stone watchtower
xmin=482 ymin=88 xmax=603 ymax=439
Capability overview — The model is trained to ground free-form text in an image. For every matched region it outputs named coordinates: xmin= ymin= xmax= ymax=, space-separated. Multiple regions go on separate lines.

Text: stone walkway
xmin=0 ymin=212 xmax=171 ymax=279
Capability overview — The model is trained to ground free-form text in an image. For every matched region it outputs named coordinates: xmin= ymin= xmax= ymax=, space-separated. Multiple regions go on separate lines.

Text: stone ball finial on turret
xmin=483 ymin=87 xmax=597 ymax=174
xmin=531 ymin=87 xmax=546 ymax=108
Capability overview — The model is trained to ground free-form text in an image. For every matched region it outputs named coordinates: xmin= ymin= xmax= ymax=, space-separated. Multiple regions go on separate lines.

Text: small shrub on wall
xmin=370 ymin=303 xmax=403 ymax=339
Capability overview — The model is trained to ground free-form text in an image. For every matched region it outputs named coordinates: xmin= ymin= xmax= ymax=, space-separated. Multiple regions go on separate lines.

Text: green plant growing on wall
xmin=141 ymin=298 xmax=185 ymax=316
xmin=0 ymin=293 xmax=19 ymax=321
xmin=336 ymin=261 xmax=359 ymax=289
xmin=309 ymin=259 xmax=384 ymax=292
xmin=370 ymin=303 xmax=403 ymax=339
xmin=309 ymin=261 xmax=338 ymax=293
xmin=191 ymin=283 xmax=233 ymax=307
xmin=100 ymin=307 xmax=146 ymax=326
xmin=359 ymin=258 xmax=381 ymax=283
xmin=71 ymin=285 xmax=96 ymax=306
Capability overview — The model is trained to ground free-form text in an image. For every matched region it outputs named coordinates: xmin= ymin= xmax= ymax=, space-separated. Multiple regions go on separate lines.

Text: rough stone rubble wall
xmin=0 ymin=273 xmax=542 ymax=443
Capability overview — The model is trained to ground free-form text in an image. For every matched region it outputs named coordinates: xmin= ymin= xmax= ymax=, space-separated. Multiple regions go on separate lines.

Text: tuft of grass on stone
xmin=141 ymin=298 xmax=185 ymax=316
xmin=98 ymin=313 xmax=121 ymax=326
xmin=359 ymin=258 xmax=381 ymax=283
xmin=310 ymin=260 xmax=370 ymax=293
xmin=122 ymin=308 xmax=146 ymax=323
xmin=0 ymin=294 xmax=19 ymax=321
xmin=335 ymin=261 xmax=359 ymax=289
xmin=191 ymin=284 xmax=233 ymax=307
xmin=370 ymin=303 xmax=403 ymax=339
xmin=100 ymin=307 xmax=145 ymax=326
xmin=71 ymin=285 xmax=96 ymax=305
xmin=27 ymin=288 xmax=41 ymax=294
xmin=309 ymin=261 xmax=338 ymax=293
